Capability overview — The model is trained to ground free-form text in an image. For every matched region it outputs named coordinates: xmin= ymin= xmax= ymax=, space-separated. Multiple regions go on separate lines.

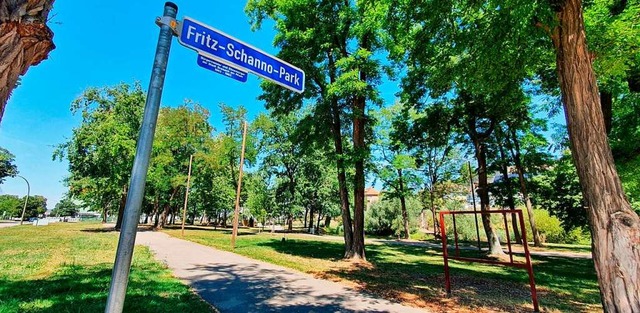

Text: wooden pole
xmin=181 ymin=154 xmax=193 ymax=237
xmin=231 ymin=121 xmax=248 ymax=249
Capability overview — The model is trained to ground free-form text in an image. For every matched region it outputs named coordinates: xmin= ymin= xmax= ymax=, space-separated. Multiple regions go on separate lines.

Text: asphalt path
xmin=136 ymin=231 xmax=429 ymax=313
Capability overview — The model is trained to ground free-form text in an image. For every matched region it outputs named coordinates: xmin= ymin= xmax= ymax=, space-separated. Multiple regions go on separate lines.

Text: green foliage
xmin=54 ymin=83 xmax=145 ymax=216
xmin=365 ymin=197 xmax=421 ymax=237
xmin=530 ymin=209 xmax=564 ymax=243
xmin=521 ymin=209 xmax=591 ymax=244
xmin=0 ymin=147 xmax=18 ymax=184
xmin=0 ymin=195 xmax=22 ymax=217
xmin=616 ymin=155 xmax=640 ymax=214
xmin=21 ymin=195 xmax=47 ymax=218
xmin=529 ymin=152 xmax=588 ymax=231
xmin=52 ymin=196 xmax=82 ymax=217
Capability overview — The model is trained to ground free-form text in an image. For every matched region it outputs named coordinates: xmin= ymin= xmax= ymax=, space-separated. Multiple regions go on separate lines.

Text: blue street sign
xmin=197 ymin=54 xmax=248 ymax=83
xmin=178 ymin=17 xmax=305 ymax=93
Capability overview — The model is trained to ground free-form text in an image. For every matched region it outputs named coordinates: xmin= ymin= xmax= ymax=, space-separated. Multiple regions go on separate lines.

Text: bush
xmin=523 ymin=208 xmax=591 ymax=244
xmin=365 ymin=197 xmax=421 ymax=237
xmin=563 ymin=226 xmax=591 ymax=245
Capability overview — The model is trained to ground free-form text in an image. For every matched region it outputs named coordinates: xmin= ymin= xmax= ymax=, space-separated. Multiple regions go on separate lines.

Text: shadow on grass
xmin=0 ymin=265 xmax=213 ymax=313
xmin=256 ymin=238 xmax=600 ymax=312
xmin=80 ymin=226 xmax=153 ymax=233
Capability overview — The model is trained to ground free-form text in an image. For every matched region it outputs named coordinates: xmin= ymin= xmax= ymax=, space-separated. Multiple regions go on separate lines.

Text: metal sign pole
xmin=104 ymin=3 xmax=177 ymax=312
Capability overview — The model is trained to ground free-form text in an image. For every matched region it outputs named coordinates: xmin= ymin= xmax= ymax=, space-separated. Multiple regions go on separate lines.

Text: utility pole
xmin=231 ymin=121 xmax=248 ymax=249
xmin=181 ymin=154 xmax=193 ymax=237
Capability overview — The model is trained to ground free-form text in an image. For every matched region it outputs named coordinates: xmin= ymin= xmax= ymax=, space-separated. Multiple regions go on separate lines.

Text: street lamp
xmin=15 ymin=175 xmax=30 ymax=225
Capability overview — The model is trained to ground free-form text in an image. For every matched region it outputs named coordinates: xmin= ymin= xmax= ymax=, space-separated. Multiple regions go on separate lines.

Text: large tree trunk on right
xmin=0 ymin=0 xmax=56 ymax=123
xmin=554 ymin=0 xmax=640 ymax=311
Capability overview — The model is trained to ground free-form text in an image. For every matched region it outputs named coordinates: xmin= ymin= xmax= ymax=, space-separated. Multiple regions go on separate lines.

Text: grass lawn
xmin=0 ymin=222 xmax=214 ymax=313
xmin=165 ymin=226 xmax=601 ymax=313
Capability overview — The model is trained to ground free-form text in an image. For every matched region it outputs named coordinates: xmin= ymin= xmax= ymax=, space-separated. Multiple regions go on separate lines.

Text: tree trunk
xmin=429 ymin=190 xmax=438 ymax=236
xmin=102 ymin=207 xmax=108 ymax=224
xmin=287 ymin=214 xmax=293 ymax=231
xmin=304 ymin=208 xmax=309 ymax=229
xmin=324 ymin=215 xmax=331 ymax=227
xmin=152 ymin=196 xmax=159 ymax=228
xmin=472 ymin=137 xmax=504 ymax=256
xmin=554 ymin=1 xmax=640 ymax=311
xmin=509 ymin=129 xmax=543 ymax=247
xmin=157 ymin=188 xmax=178 ymax=229
xmin=0 ymin=0 xmax=55 ymax=123
xmin=350 ymin=69 xmax=368 ymax=261
xmin=316 ymin=209 xmax=322 ymax=233
xmin=330 ymin=97 xmax=354 ymax=258
xmin=114 ymin=184 xmax=128 ymax=231
xmin=497 ymin=142 xmax=522 ymax=244
xmin=398 ymin=169 xmax=410 ymax=239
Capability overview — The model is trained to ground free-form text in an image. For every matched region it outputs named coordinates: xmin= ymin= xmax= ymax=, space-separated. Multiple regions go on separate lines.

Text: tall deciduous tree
xmin=548 ymin=1 xmax=640 ymax=309
xmin=0 ymin=0 xmax=55 ymax=122
xmin=54 ymin=83 xmax=144 ymax=228
xmin=150 ymin=104 xmax=212 ymax=229
xmin=246 ymin=0 xmax=387 ymax=260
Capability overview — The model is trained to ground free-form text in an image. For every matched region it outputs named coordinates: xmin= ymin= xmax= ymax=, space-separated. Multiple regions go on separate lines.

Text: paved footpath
xmin=136 ymin=231 xmax=428 ymax=313
xmin=0 ymin=221 xmax=19 ymax=228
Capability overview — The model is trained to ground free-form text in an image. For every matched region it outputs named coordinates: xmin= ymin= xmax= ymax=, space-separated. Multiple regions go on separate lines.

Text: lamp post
xmin=15 ymin=175 xmax=30 ymax=225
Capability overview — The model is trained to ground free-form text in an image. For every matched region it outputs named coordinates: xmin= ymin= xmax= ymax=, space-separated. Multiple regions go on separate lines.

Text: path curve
xmin=136 ymin=231 xmax=429 ymax=313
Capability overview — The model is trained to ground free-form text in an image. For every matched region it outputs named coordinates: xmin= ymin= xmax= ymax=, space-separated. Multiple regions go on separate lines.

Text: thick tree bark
xmin=398 ymin=169 xmax=410 ymax=239
xmin=0 ymin=0 xmax=56 ymax=123
xmin=508 ymin=129 xmax=543 ymax=247
xmin=554 ymin=1 xmax=640 ymax=311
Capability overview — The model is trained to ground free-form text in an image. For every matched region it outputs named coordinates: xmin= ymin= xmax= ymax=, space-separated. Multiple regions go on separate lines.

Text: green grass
xmin=0 ymin=222 xmax=214 ymax=313
xmin=166 ymin=226 xmax=601 ymax=313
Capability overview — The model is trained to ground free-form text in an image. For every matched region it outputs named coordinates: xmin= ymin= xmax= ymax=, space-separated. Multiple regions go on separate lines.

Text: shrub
xmin=365 ymin=196 xmax=421 ymax=237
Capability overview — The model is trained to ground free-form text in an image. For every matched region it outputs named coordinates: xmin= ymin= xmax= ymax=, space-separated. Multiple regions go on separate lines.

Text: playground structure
xmin=439 ymin=209 xmax=539 ymax=312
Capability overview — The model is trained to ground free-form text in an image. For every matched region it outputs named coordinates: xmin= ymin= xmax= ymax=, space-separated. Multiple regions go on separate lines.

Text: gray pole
xmin=104 ymin=3 xmax=177 ymax=312
xmin=16 ymin=175 xmax=30 ymax=225
xmin=467 ymin=161 xmax=481 ymax=251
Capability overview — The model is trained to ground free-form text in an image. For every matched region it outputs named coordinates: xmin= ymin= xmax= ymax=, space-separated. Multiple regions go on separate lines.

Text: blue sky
xmin=0 ymin=1 xmax=400 ymax=209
